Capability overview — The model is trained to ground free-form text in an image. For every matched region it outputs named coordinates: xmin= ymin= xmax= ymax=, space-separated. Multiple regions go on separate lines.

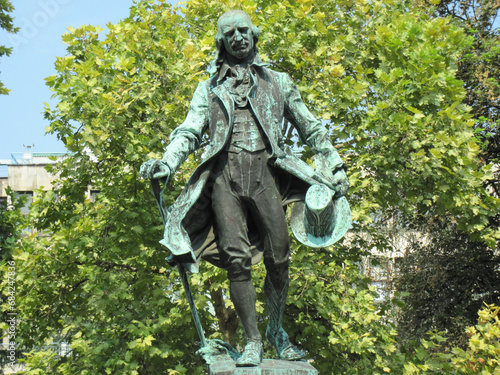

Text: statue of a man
xmin=141 ymin=10 xmax=348 ymax=367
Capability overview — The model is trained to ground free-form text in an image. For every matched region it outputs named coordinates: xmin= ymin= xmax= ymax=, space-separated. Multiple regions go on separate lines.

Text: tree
xmin=396 ymin=219 xmax=500 ymax=347
xmin=6 ymin=0 xmax=500 ymax=373
xmin=0 ymin=188 xmax=27 ymax=369
xmin=401 ymin=304 xmax=500 ymax=374
xmin=0 ymin=188 xmax=27 ymax=263
xmin=391 ymin=0 xmax=500 ymax=348
xmin=419 ymin=0 xmax=500 ymax=197
xmin=0 ymin=0 xmax=18 ymax=95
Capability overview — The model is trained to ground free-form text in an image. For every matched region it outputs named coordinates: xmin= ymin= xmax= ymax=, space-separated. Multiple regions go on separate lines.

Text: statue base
xmin=209 ymin=359 xmax=318 ymax=375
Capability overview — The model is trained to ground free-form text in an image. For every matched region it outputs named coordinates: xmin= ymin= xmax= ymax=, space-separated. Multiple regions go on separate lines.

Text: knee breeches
xmin=211 ymin=150 xmax=290 ymax=281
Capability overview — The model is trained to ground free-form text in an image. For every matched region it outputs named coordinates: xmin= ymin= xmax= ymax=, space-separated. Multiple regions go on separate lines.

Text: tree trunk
xmin=210 ymin=287 xmax=239 ymax=346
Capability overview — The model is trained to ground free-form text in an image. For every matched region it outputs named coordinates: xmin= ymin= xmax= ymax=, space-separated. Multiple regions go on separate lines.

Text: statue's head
xmin=215 ymin=10 xmax=259 ymax=61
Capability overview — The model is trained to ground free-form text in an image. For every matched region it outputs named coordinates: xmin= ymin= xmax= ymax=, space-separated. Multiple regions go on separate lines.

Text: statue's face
xmin=218 ymin=13 xmax=254 ymax=61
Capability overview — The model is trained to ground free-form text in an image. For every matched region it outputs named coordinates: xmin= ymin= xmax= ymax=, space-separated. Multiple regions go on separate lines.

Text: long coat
xmin=159 ymin=62 xmax=344 ymax=271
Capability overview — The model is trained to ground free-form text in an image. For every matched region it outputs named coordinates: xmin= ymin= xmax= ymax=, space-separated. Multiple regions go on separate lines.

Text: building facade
xmin=0 ymin=147 xmax=67 ymax=211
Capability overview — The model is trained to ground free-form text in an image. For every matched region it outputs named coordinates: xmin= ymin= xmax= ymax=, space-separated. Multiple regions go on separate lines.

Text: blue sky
xmin=0 ymin=0 xmax=175 ymax=160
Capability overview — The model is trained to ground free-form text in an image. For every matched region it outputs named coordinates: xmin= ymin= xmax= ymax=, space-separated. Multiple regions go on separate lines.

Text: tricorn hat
xmin=290 ymin=184 xmax=351 ymax=248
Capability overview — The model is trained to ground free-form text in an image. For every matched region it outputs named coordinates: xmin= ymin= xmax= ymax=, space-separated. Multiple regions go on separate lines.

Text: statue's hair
xmin=215 ymin=10 xmax=260 ymax=50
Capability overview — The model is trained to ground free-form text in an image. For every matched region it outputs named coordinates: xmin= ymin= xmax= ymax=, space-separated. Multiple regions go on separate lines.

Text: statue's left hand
xmin=315 ymin=153 xmax=349 ymax=197
xmin=332 ymin=169 xmax=349 ymax=197
xmin=140 ymin=159 xmax=171 ymax=182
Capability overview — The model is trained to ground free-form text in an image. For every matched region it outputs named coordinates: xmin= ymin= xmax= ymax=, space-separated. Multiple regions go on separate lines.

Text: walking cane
xmin=151 ymin=179 xmax=207 ymax=348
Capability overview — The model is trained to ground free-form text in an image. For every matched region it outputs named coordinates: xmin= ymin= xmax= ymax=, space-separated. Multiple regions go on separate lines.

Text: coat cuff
xmin=323 ymin=149 xmax=345 ymax=171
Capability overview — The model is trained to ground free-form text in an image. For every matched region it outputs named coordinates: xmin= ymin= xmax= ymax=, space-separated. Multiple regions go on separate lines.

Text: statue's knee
xmin=264 ymin=255 xmax=289 ymax=273
xmin=226 ymin=258 xmax=252 ymax=282
xmin=263 ymin=240 xmax=290 ymax=266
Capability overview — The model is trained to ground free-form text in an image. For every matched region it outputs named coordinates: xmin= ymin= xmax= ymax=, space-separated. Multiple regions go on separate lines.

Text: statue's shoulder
xmin=263 ymin=66 xmax=282 ymax=77
xmin=189 ymin=76 xmax=218 ymax=99
xmin=260 ymin=67 xmax=295 ymax=92
xmin=256 ymin=65 xmax=291 ymax=88
xmin=196 ymin=75 xmax=220 ymax=93
xmin=199 ymin=76 xmax=217 ymax=88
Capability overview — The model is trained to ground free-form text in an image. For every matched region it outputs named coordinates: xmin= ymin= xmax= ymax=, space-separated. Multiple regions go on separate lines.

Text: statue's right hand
xmin=140 ymin=159 xmax=171 ymax=181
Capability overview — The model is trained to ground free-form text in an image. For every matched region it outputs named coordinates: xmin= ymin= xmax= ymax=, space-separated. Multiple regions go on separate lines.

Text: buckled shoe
xmin=235 ymin=340 xmax=263 ymax=367
xmin=266 ymin=327 xmax=305 ymax=361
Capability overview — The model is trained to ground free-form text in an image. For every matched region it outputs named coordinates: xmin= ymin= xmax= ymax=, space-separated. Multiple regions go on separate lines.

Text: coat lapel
xmin=248 ymin=70 xmax=280 ymax=152
xmin=209 ymin=84 xmax=234 ymax=157
xmin=212 ymin=84 xmax=234 ymax=125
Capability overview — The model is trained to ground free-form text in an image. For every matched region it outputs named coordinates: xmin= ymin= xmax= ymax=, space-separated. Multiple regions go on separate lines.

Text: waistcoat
xmin=225 ymin=106 xmax=267 ymax=153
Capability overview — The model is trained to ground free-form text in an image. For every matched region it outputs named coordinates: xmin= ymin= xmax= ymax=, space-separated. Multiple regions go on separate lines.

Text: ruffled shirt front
xmin=217 ymin=53 xmax=269 ymax=108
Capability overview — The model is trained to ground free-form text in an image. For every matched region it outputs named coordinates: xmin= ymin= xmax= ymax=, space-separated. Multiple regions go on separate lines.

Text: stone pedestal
xmin=209 ymin=359 xmax=318 ymax=375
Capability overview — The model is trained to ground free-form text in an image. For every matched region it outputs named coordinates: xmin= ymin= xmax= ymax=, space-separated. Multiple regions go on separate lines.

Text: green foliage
xmin=402 ymin=304 xmax=500 ymax=374
xmin=389 ymin=0 xmax=500 ymax=361
xmin=7 ymin=0 xmax=500 ymax=373
xmin=0 ymin=0 xmax=18 ymax=94
xmin=14 ymin=190 xmax=213 ymax=374
xmin=396 ymin=220 xmax=500 ymax=348
xmin=0 ymin=187 xmax=28 ymax=368
xmin=418 ymin=0 xmax=500 ymax=199
xmin=282 ymin=238 xmax=401 ymax=374
xmin=0 ymin=0 xmax=16 ymax=34
xmin=0 ymin=187 xmax=28 ymax=263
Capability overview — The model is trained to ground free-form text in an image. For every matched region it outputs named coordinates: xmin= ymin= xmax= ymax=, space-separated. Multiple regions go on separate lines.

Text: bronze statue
xmin=141 ymin=10 xmax=349 ymax=367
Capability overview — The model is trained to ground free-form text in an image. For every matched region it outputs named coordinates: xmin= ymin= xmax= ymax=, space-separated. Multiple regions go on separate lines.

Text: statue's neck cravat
xmin=223 ymin=64 xmax=253 ymax=108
